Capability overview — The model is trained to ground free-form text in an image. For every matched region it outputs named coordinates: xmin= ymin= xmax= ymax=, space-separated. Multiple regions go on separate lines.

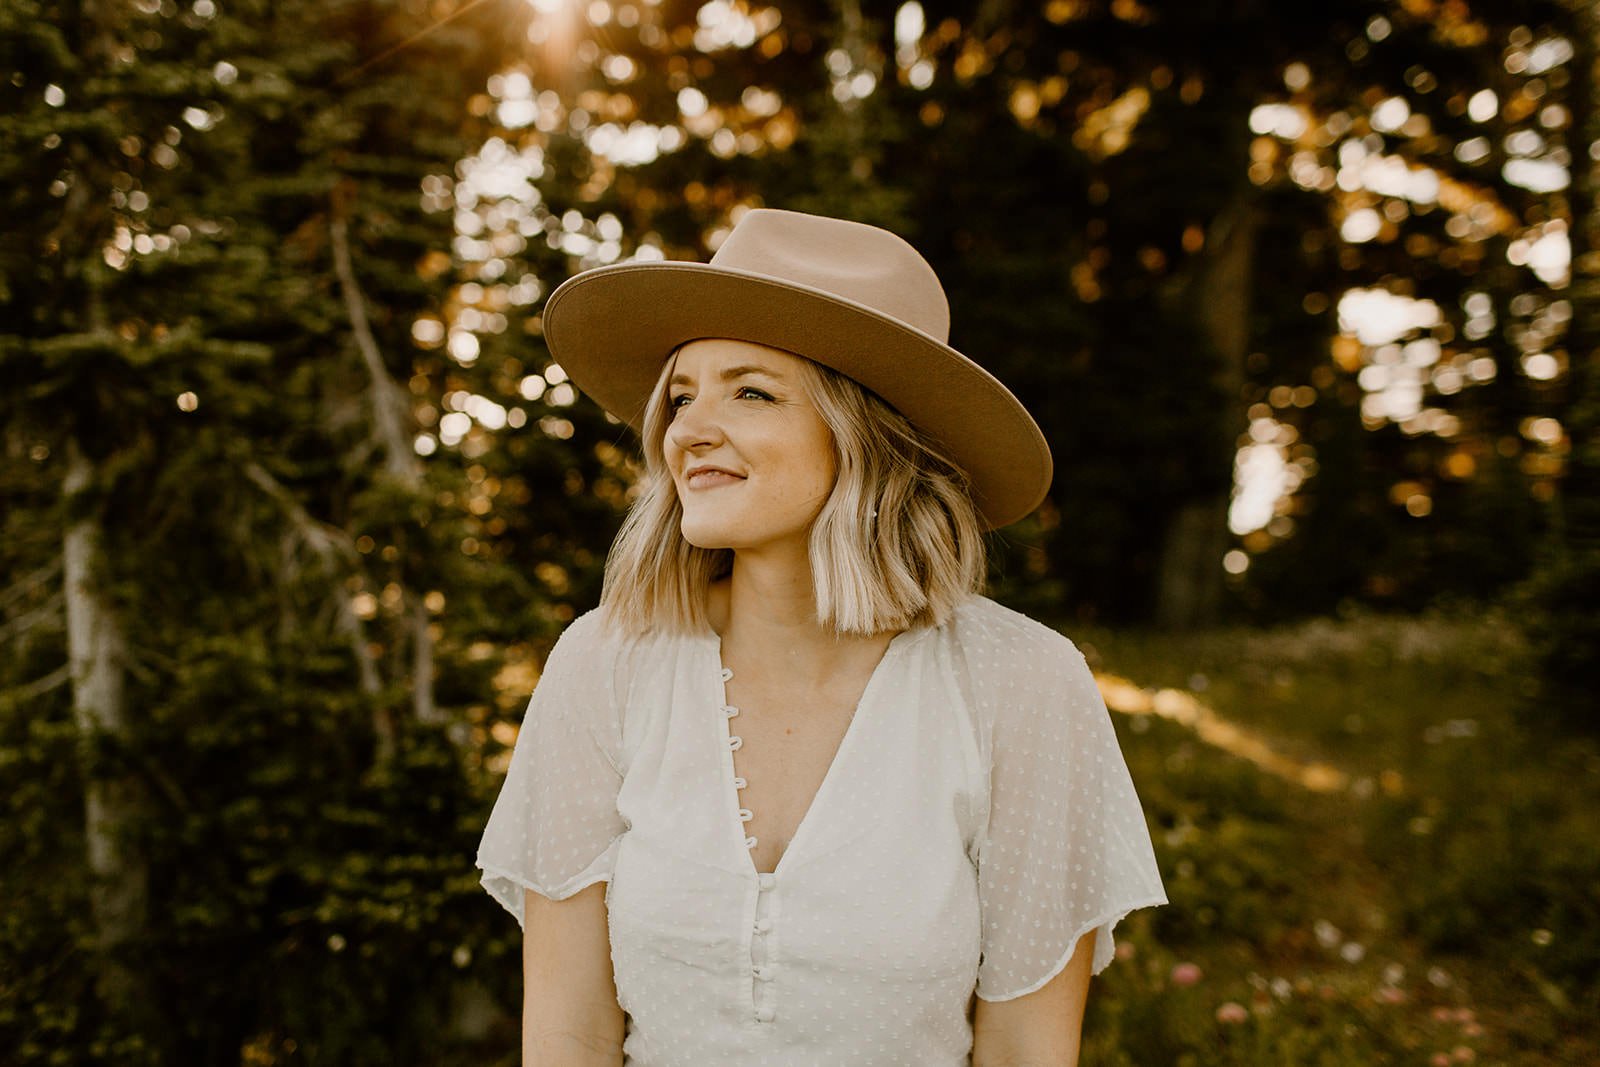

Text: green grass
xmin=1066 ymin=605 xmax=1600 ymax=1066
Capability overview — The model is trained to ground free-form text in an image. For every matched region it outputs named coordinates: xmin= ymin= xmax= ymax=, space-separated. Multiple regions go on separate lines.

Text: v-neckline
xmin=701 ymin=625 xmax=927 ymax=878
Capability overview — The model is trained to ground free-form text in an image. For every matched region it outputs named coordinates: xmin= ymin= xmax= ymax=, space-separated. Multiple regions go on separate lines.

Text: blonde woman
xmin=477 ymin=209 xmax=1166 ymax=1066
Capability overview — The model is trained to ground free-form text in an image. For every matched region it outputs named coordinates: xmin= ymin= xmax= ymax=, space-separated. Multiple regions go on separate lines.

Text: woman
xmin=477 ymin=208 xmax=1166 ymax=1066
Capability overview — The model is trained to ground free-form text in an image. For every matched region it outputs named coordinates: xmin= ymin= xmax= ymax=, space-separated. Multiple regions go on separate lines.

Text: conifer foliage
xmin=1 ymin=1 xmax=599 ymax=1062
xmin=1 ymin=0 xmax=1593 ymax=1062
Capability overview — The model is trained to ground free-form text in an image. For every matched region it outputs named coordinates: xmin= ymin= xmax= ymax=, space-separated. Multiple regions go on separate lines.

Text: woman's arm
xmin=522 ymin=883 xmax=625 ymax=1066
xmin=970 ymin=929 xmax=1095 ymax=1067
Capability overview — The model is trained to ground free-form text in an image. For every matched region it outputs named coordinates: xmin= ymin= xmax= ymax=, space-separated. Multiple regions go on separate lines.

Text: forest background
xmin=2 ymin=0 xmax=1597 ymax=1063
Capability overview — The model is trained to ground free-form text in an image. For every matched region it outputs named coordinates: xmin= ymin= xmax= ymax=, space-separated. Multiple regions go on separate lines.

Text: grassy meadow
xmin=1068 ymin=606 xmax=1600 ymax=1066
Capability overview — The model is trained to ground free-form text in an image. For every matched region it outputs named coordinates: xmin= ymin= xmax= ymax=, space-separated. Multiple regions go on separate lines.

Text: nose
xmin=665 ymin=394 xmax=725 ymax=453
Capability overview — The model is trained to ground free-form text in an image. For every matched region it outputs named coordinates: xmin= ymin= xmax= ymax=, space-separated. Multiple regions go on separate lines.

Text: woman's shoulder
xmin=934 ymin=591 xmax=1100 ymax=726
xmin=545 ymin=605 xmax=615 ymax=660
xmin=553 ymin=604 xmax=684 ymax=652
xmin=546 ymin=605 xmax=698 ymax=690
xmin=947 ymin=593 xmax=1083 ymax=663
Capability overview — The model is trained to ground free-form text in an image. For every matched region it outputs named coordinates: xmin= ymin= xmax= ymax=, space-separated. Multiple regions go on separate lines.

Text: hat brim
xmin=541 ymin=261 xmax=1053 ymax=530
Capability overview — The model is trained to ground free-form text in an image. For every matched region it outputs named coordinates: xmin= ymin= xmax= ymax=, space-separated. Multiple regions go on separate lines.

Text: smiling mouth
xmin=685 ymin=469 xmax=745 ymax=490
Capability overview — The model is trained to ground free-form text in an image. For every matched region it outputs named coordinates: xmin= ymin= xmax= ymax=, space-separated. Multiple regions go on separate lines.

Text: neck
xmin=711 ymin=541 xmax=821 ymax=642
xmin=708 ymin=544 xmax=896 ymax=686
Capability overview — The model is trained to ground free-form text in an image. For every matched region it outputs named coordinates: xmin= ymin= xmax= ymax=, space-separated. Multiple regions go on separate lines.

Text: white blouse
xmin=477 ymin=593 xmax=1166 ymax=1066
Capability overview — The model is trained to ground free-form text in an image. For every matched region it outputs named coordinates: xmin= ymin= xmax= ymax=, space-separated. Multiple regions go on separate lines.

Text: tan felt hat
xmin=541 ymin=208 xmax=1053 ymax=529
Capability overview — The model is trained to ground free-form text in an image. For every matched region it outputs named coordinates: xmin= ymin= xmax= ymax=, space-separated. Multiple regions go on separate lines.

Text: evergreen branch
xmin=327 ymin=197 xmax=438 ymax=729
xmin=328 ymin=200 xmax=422 ymax=487
xmin=5 ymin=662 xmax=71 ymax=703
xmin=242 ymin=461 xmax=387 ymax=748
xmin=0 ymin=556 xmax=63 ymax=612
xmin=242 ymin=461 xmax=360 ymax=569
xmin=0 ymin=589 xmax=65 ymax=644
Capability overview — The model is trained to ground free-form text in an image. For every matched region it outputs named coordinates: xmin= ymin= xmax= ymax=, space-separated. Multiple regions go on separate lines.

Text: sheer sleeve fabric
xmin=966 ymin=603 xmax=1167 ymax=1000
xmin=476 ymin=608 xmax=627 ymax=927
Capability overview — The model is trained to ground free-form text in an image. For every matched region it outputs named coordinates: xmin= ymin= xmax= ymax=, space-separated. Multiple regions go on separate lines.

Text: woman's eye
xmin=736 ymin=387 xmax=774 ymax=401
xmin=668 ymin=393 xmax=692 ymax=412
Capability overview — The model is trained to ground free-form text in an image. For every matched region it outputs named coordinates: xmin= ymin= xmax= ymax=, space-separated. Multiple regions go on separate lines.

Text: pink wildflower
xmin=1215 ymin=1001 xmax=1249 ymax=1024
xmin=1170 ymin=962 xmax=1202 ymax=987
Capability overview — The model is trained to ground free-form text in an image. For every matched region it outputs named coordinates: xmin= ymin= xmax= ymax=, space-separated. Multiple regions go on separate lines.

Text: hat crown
xmin=709 ymin=209 xmax=951 ymax=343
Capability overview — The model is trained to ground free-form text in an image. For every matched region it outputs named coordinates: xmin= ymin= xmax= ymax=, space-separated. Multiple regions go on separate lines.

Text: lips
xmin=684 ymin=466 xmax=746 ymax=490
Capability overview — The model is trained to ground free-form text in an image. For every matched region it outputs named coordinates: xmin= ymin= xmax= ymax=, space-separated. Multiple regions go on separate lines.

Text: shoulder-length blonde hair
xmin=599 ymin=345 xmax=987 ymax=636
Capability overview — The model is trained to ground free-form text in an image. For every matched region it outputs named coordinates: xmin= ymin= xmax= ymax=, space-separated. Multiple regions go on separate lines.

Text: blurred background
xmin=2 ymin=0 xmax=1597 ymax=1063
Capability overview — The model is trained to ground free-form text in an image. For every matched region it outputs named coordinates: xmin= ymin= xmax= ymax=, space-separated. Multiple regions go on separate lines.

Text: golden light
xmin=1098 ymin=671 xmax=1354 ymax=794
xmin=1073 ymin=86 xmax=1149 ymax=159
xmin=1444 ymin=451 xmax=1476 ymax=479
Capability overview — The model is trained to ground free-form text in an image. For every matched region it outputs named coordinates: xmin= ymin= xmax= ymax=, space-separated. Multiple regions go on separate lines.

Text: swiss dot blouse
xmin=476 ymin=593 xmax=1167 ymax=1066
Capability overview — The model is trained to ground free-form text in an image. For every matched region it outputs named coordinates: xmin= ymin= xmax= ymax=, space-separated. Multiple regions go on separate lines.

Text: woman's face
xmin=663 ymin=338 xmax=837 ymax=556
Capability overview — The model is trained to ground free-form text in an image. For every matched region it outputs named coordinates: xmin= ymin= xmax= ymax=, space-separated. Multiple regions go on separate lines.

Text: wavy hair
xmin=599 ymin=346 xmax=986 ymax=636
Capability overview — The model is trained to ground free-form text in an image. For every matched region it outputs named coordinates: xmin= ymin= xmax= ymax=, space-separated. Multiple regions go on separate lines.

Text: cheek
xmin=790 ymin=426 xmax=837 ymax=502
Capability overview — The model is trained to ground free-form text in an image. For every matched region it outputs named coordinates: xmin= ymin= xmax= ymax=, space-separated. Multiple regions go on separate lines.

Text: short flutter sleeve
xmin=476 ymin=608 xmax=627 ymax=927
xmin=968 ymin=607 xmax=1167 ymax=1000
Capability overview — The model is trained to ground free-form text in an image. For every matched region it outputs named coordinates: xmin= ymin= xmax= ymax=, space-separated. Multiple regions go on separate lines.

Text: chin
xmin=678 ymin=510 xmax=811 ymax=553
xmin=678 ymin=514 xmax=738 ymax=550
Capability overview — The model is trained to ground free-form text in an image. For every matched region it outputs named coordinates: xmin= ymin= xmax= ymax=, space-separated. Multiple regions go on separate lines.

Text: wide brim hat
xmin=541 ymin=208 xmax=1053 ymax=529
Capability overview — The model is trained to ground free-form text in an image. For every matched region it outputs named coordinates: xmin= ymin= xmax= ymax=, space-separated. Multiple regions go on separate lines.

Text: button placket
xmin=750 ymin=873 xmax=781 ymax=1022
xmin=718 ymin=663 xmax=759 ymax=853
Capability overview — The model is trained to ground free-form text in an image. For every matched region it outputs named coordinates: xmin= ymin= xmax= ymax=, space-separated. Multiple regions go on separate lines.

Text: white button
xmin=754 ymin=919 xmax=772 ymax=934
xmin=727 ymin=735 xmax=743 ymax=751
xmin=738 ymin=807 xmax=754 ymax=822
xmin=733 ymin=776 xmax=748 ymax=789
xmin=757 ymin=873 xmax=777 ymax=890
xmin=723 ymin=704 xmax=739 ymax=717
xmin=753 ymin=965 xmax=773 ymax=980
xmin=755 ymin=1006 xmax=775 ymax=1023
xmin=744 ymin=835 xmax=758 ymax=849
xmin=720 ymin=667 xmax=734 ymax=682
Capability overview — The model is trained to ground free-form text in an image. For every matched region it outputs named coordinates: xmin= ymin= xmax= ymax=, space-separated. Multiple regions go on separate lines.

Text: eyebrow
xmin=668 ymin=364 xmax=785 ymax=387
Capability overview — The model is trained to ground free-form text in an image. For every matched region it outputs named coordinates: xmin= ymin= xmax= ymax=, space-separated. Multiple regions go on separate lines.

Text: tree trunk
xmin=1156 ymin=194 xmax=1257 ymax=629
xmin=63 ymin=435 xmax=148 ymax=1021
